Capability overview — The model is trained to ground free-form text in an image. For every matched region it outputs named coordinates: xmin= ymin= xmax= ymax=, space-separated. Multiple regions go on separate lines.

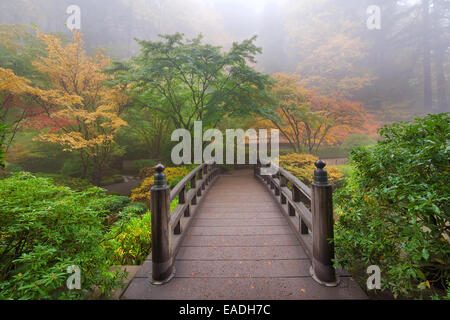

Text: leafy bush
xmin=0 ymin=172 xmax=126 ymax=299
xmin=104 ymin=196 xmax=131 ymax=213
xmin=279 ymin=153 xmax=344 ymax=186
xmin=34 ymin=173 xmax=94 ymax=191
xmin=121 ymin=202 xmax=148 ymax=216
xmin=138 ymin=166 xmax=156 ymax=180
xmin=334 ymin=113 xmax=449 ymax=298
xmin=105 ymin=212 xmax=152 ymax=266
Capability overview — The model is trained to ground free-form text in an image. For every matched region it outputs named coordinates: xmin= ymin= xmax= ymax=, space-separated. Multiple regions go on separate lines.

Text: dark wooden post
xmin=293 ymin=185 xmax=308 ymax=234
xmin=197 ymin=171 xmax=202 ymax=197
xmin=150 ymin=164 xmax=174 ymax=285
xmin=203 ymin=165 xmax=208 ymax=188
xmin=310 ymin=160 xmax=338 ymax=287
xmin=191 ymin=174 xmax=197 ymax=205
xmin=280 ymin=175 xmax=287 ymax=204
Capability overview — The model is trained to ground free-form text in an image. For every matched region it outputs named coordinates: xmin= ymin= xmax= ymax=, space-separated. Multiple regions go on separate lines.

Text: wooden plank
xmin=122 ymin=276 xmax=368 ymax=300
xmin=122 ymin=169 xmax=366 ymax=300
xmin=177 ymin=246 xmax=308 ymax=260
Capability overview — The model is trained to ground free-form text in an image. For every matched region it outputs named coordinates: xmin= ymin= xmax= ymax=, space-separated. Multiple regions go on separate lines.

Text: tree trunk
xmin=435 ymin=47 xmax=449 ymax=113
xmin=423 ymin=0 xmax=433 ymax=111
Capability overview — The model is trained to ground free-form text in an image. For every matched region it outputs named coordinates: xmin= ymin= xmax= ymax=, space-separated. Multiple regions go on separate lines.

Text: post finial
xmin=155 ymin=163 xmax=165 ymax=173
xmin=153 ymin=163 xmax=167 ymax=189
xmin=313 ymin=159 xmax=329 ymax=185
xmin=315 ymin=159 xmax=326 ymax=169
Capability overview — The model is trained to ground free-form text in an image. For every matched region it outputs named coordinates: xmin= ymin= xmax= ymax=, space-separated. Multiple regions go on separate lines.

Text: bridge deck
xmin=121 ymin=170 xmax=367 ymax=300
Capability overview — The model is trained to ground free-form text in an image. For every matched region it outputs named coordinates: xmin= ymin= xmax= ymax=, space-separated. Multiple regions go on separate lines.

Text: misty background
xmin=0 ymin=0 xmax=449 ymax=121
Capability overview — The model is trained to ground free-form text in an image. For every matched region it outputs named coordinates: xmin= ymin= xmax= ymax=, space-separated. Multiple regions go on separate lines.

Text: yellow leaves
xmin=280 ymin=153 xmax=343 ymax=185
xmin=0 ymin=67 xmax=34 ymax=95
xmin=418 ymin=280 xmax=431 ymax=290
xmin=34 ymin=30 xmax=111 ymax=96
xmin=21 ymin=30 xmax=130 ymax=155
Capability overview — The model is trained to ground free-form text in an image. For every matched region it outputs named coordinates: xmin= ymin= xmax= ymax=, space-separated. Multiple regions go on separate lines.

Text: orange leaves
xmin=269 ymin=73 xmax=367 ymax=153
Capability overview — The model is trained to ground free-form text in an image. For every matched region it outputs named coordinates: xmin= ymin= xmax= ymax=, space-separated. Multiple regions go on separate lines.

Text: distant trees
xmin=110 ymin=33 xmax=274 ymax=132
xmin=282 ymin=0 xmax=449 ymax=120
xmin=284 ymin=1 xmax=374 ymax=99
xmin=268 ymin=73 xmax=365 ymax=154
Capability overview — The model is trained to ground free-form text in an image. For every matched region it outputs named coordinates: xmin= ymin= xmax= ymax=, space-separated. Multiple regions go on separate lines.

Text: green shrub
xmin=121 ymin=202 xmax=148 ymax=217
xmin=0 ymin=172 xmax=126 ymax=299
xmin=106 ymin=198 xmax=179 ymax=266
xmin=34 ymin=173 xmax=93 ymax=191
xmin=104 ymin=196 xmax=131 ymax=213
xmin=105 ymin=211 xmax=152 ymax=265
xmin=334 ymin=113 xmax=449 ymax=299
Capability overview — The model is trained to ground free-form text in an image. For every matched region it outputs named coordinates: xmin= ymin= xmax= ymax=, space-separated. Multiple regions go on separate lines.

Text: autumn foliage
xmin=279 ymin=153 xmax=343 ymax=186
xmin=268 ymin=73 xmax=370 ymax=154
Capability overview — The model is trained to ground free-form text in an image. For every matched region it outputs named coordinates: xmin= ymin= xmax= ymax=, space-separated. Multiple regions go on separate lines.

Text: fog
xmin=0 ymin=0 xmax=449 ymax=118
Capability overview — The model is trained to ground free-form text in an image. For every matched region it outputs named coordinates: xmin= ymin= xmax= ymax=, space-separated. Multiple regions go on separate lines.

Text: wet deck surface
xmin=121 ymin=170 xmax=367 ymax=300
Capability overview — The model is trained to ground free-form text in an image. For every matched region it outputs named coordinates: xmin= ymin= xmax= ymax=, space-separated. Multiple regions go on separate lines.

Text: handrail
xmin=254 ymin=160 xmax=339 ymax=287
xmin=277 ymin=166 xmax=311 ymax=201
xmin=148 ymin=162 xmax=220 ymax=285
xmin=170 ymin=163 xmax=206 ymax=202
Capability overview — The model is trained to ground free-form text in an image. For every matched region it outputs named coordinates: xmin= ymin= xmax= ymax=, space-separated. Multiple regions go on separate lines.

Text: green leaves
xmin=334 ymin=113 xmax=449 ymax=299
xmin=0 ymin=173 xmax=126 ymax=299
xmin=422 ymin=248 xmax=430 ymax=261
xmin=114 ymin=33 xmax=273 ymax=131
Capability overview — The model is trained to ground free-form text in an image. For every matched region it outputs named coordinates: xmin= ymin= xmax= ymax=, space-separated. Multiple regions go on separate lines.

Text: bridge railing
xmin=254 ymin=160 xmax=339 ymax=287
xmin=148 ymin=162 xmax=219 ymax=285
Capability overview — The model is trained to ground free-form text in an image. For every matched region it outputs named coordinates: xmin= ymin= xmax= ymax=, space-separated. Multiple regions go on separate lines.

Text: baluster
xmin=197 ymin=172 xmax=202 ymax=197
xmin=174 ymin=221 xmax=181 ymax=235
xmin=288 ymin=202 xmax=295 ymax=216
xmin=273 ymin=172 xmax=280 ymax=196
xmin=191 ymin=174 xmax=197 ymax=205
xmin=311 ymin=160 xmax=338 ymax=286
xmin=179 ymin=185 xmax=190 ymax=218
xmin=150 ymin=164 xmax=174 ymax=284
xmin=280 ymin=175 xmax=287 ymax=204
xmin=281 ymin=194 xmax=286 ymax=204
xmin=293 ymin=185 xmax=308 ymax=234
xmin=204 ymin=164 xmax=210 ymax=188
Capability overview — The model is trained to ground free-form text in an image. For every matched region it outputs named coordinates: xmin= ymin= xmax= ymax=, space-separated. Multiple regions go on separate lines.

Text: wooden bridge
xmin=121 ymin=162 xmax=367 ymax=300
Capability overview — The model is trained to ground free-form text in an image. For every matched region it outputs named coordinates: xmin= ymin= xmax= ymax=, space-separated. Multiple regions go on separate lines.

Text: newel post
xmin=150 ymin=164 xmax=175 ymax=285
xmin=310 ymin=160 xmax=339 ymax=287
